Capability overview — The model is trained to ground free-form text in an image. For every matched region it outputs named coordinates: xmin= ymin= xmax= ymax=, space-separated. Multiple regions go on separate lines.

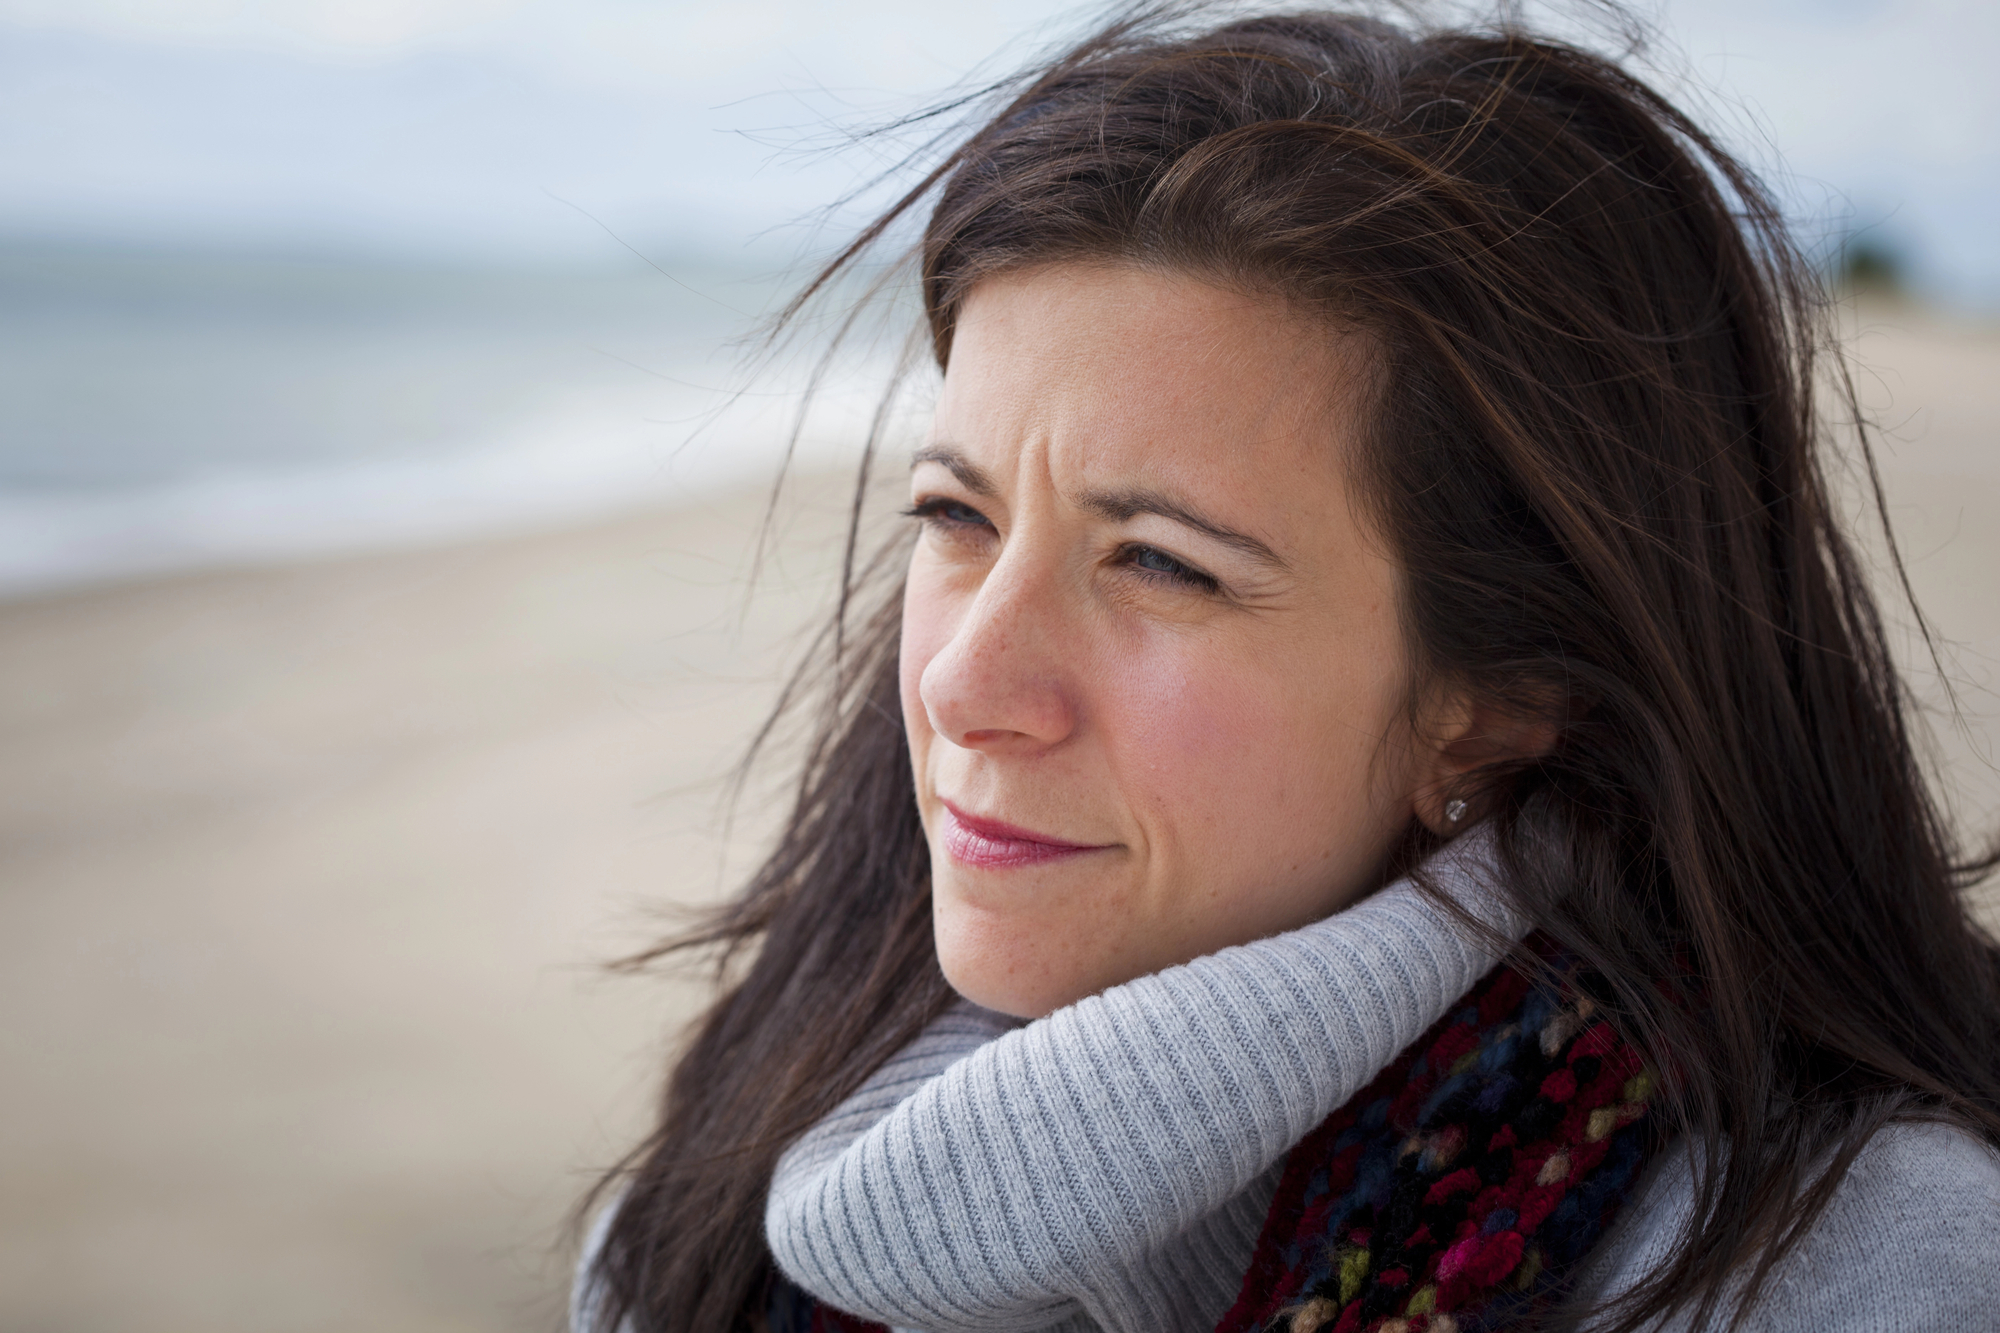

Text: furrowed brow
xmin=910 ymin=444 xmax=997 ymax=497
xmin=1079 ymin=485 xmax=1288 ymax=570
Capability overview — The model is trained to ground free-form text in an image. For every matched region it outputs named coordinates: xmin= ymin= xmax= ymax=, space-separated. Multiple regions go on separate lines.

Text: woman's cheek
xmin=1109 ymin=636 xmax=1362 ymax=924
xmin=1106 ymin=638 xmax=1275 ymax=840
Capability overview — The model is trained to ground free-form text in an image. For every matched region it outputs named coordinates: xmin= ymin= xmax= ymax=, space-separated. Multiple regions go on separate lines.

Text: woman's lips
xmin=938 ymin=801 xmax=1113 ymax=870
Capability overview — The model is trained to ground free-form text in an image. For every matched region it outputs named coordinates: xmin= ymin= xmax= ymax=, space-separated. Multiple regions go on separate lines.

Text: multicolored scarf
xmin=1216 ymin=933 xmax=1662 ymax=1332
xmin=772 ymin=933 xmax=1662 ymax=1333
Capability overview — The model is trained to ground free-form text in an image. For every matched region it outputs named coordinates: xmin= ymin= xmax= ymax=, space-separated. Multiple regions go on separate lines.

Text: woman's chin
xmin=938 ymin=966 xmax=1047 ymax=1021
xmin=932 ymin=883 xmax=1129 ymax=1019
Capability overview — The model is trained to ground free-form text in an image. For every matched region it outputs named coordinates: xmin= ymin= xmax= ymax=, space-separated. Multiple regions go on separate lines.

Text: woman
xmin=578 ymin=7 xmax=2000 ymax=1331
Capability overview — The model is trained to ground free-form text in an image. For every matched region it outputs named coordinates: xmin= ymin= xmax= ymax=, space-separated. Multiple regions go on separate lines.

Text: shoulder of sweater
xmin=1753 ymin=1119 xmax=2000 ymax=1324
xmin=571 ymin=1190 xmax=627 ymax=1333
xmin=1581 ymin=1120 xmax=2000 ymax=1330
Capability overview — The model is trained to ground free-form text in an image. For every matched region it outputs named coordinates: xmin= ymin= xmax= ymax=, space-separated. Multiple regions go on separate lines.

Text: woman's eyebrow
xmin=913 ymin=445 xmax=1286 ymax=571
xmin=1079 ymin=485 xmax=1287 ymax=571
xmin=910 ymin=444 xmax=997 ymax=496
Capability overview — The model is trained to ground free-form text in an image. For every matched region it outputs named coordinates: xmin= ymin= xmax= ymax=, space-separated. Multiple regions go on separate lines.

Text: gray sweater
xmin=756 ymin=835 xmax=2000 ymax=1332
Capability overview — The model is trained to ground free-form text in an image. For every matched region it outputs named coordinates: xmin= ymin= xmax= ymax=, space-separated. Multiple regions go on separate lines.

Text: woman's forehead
xmin=934 ymin=264 xmax=1369 ymax=480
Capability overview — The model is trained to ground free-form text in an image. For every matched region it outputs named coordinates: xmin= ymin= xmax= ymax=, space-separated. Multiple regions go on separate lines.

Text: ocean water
xmin=0 ymin=242 xmax=884 ymax=597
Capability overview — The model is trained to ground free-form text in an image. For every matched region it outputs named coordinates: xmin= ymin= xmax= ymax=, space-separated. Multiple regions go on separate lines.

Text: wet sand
xmin=0 ymin=303 xmax=1995 ymax=1332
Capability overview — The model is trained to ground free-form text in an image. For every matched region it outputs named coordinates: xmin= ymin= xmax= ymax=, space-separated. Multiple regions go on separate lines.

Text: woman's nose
xmin=918 ymin=558 xmax=1079 ymax=754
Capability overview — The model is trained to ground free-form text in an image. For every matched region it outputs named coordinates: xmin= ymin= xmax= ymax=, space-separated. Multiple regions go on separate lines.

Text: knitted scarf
xmin=1215 ymin=932 xmax=1662 ymax=1332
xmin=771 ymin=933 xmax=1662 ymax=1333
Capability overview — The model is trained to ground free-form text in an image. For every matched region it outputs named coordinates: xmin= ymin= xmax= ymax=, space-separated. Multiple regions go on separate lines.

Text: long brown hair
xmin=583 ymin=6 xmax=2000 ymax=1330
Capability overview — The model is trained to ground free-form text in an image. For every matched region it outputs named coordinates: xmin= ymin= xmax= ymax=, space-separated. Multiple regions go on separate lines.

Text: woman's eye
xmin=1122 ymin=544 xmax=1220 ymax=593
xmin=905 ymin=497 xmax=994 ymax=531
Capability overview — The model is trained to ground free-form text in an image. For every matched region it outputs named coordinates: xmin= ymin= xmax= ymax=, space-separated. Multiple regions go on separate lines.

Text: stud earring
xmin=1444 ymin=798 xmax=1467 ymax=825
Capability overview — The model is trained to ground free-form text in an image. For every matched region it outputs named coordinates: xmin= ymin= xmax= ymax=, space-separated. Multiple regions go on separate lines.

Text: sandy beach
xmin=1 ymin=302 xmax=1996 ymax=1333
xmin=0 ymin=474 xmax=864 ymax=1333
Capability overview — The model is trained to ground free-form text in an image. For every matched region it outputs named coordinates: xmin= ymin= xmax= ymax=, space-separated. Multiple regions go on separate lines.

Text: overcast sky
xmin=1 ymin=0 xmax=1993 ymax=301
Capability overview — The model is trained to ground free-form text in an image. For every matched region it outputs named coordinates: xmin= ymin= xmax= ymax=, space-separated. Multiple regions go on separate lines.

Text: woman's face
xmin=902 ymin=263 xmax=1436 ymax=1018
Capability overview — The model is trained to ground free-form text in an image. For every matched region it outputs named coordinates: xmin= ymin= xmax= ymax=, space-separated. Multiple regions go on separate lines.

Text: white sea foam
xmin=0 ymin=381 xmax=871 ymax=598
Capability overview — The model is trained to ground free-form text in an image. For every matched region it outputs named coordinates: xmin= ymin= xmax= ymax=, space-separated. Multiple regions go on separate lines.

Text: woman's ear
xmin=1411 ymin=692 xmax=1561 ymax=836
